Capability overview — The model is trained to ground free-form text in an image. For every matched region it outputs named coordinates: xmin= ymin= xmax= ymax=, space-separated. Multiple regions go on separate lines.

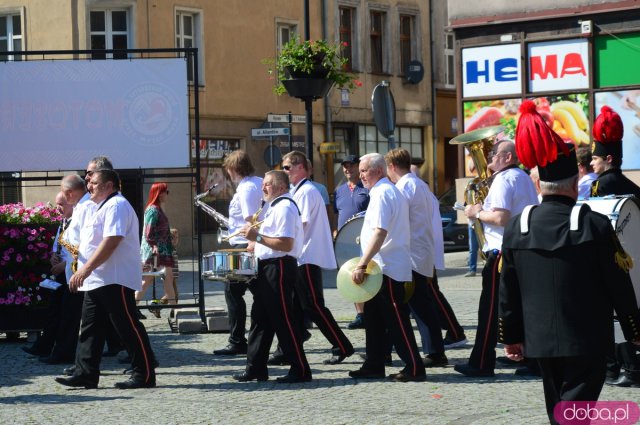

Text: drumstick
xmin=221 ymin=220 xmax=264 ymax=242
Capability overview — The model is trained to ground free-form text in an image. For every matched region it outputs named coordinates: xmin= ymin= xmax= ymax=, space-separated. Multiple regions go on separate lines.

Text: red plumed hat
xmin=515 ymin=100 xmax=577 ymax=182
xmin=592 ymin=105 xmax=623 ymax=158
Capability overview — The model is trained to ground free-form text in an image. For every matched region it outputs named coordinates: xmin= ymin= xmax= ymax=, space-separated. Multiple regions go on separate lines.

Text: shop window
xmin=358 ymin=124 xmax=423 ymax=158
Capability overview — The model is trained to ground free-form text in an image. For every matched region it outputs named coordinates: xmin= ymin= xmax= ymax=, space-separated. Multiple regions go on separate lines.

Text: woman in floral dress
xmin=136 ymin=182 xmax=176 ymax=317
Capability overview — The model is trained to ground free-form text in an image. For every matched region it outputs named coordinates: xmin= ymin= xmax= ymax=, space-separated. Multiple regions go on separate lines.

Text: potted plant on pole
xmin=265 ymin=37 xmax=361 ymax=99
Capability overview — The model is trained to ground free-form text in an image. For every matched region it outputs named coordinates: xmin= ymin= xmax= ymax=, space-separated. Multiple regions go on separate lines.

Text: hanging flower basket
xmin=282 ymin=78 xmax=335 ymax=100
xmin=263 ymin=37 xmax=361 ymax=96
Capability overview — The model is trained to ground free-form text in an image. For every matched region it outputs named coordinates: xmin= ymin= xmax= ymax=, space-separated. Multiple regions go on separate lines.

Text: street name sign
xmin=251 ymin=128 xmax=290 ymax=137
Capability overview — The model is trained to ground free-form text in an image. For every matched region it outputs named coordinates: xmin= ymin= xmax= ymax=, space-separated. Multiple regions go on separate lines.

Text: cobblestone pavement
xmin=1 ymin=252 xmax=637 ymax=424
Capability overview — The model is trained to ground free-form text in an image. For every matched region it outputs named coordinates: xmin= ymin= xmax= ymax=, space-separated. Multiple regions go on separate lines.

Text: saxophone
xmin=450 ymin=125 xmax=504 ymax=259
xmin=57 ymin=228 xmax=80 ymax=273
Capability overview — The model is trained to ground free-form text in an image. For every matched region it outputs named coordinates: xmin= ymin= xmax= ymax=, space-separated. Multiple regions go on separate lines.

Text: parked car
xmin=438 ymin=187 xmax=469 ymax=252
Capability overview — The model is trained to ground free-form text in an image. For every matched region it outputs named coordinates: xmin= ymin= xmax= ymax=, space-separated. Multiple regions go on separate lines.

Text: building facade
xmin=1 ymin=0 xmax=434 ymax=255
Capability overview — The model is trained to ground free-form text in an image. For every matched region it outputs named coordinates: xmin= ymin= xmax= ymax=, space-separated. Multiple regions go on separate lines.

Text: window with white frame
xmin=444 ymin=32 xmax=455 ymax=88
xmin=89 ymin=9 xmax=130 ymax=59
xmin=277 ymin=22 xmax=297 ymax=51
xmin=358 ymin=124 xmax=423 ymax=158
xmin=176 ymin=9 xmax=203 ymax=85
xmin=0 ymin=14 xmax=23 ymax=61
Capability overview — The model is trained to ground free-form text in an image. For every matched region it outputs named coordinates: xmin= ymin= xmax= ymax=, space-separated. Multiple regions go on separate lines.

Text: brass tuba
xmin=450 ymin=125 xmax=504 ymax=258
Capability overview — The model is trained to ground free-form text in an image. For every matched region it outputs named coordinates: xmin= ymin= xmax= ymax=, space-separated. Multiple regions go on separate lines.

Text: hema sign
xmin=528 ymin=39 xmax=589 ymax=92
xmin=462 ymin=39 xmax=590 ymax=98
xmin=462 ymin=44 xmax=521 ymax=98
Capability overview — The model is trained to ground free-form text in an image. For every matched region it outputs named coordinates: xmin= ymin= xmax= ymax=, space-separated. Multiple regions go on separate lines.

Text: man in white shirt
xmin=55 ymin=169 xmax=157 ymax=390
xmin=458 ymin=140 xmax=539 ymax=377
xmin=385 ymin=149 xmax=447 ymax=368
xmin=349 ymin=153 xmax=425 ymax=382
xmin=213 ymin=150 xmax=263 ymax=356
xmin=233 ymin=170 xmax=311 ymax=383
xmin=276 ymin=151 xmax=354 ymax=365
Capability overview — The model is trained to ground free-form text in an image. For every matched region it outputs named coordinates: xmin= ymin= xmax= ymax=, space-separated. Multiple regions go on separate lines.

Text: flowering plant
xmin=0 ymin=203 xmax=62 ymax=306
xmin=264 ymin=37 xmax=362 ymax=95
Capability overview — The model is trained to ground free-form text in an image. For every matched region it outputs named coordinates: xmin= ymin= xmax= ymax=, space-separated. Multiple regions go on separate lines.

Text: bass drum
xmin=334 ymin=212 xmax=365 ymax=268
xmin=579 ymin=196 xmax=640 ymax=342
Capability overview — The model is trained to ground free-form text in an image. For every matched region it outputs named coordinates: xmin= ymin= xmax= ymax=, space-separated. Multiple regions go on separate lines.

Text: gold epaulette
xmin=613 ymin=233 xmax=633 ymax=273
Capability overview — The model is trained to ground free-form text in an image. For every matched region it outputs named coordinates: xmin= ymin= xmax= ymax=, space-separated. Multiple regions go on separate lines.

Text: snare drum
xmin=579 ymin=196 xmax=640 ymax=341
xmin=334 ymin=212 xmax=365 ymax=268
xmin=202 ymin=249 xmax=257 ymax=282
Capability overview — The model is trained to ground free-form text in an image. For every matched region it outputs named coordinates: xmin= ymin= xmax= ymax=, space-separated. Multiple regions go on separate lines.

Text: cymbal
xmin=449 ymin=125 xmax=505 ymax=145
xmin=336 ymin=257 xmax=382 ymax=303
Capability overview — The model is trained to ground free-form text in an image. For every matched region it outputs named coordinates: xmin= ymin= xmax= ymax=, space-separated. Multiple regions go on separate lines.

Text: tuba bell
xmin=450 ymin=125 xmax=504 ymax=259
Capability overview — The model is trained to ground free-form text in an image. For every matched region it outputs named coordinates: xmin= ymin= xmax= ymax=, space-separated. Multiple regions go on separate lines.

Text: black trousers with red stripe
xmin=468 ymin=251 xmax=501 ymax=371
xmin=246 ymin=256 xmax=311 ymax=379
xmin=75 ymin=284 xmax=156 ymax=385
xmin=363 ymin=276 xmax=425 ymax=377
xmin=294 ymin=264 xmax=354 ymax=357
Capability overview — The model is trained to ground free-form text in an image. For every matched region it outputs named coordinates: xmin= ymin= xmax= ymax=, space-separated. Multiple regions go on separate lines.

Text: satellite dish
xmin=371 ymin=81 xmax=396 ymax=148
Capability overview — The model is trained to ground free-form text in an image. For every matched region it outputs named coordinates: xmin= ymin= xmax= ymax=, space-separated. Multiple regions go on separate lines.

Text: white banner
xmin=0 ymin=58 xmax=189 ymax=172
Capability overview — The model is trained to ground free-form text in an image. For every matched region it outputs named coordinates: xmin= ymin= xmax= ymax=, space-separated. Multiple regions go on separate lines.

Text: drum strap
xmin=520 ymin=205 xmax=537 ymax=234
xmin=272 ymin=196 xmax=301 ymax=216
xmin=569 ymin=204 xmax=589 ymax=231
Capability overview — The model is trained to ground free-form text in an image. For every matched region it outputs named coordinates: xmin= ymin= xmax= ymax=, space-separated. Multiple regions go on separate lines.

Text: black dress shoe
xmin=267 ymin=354 xmax=290 ymax=366
xmin=114 ymin=376 xmax=156 ymax=389
xmin=232 ymin=372 xmax=268 ymax=382
xmin=496 ymin=356 xmax=520 ymax=366
xmin=606 ymin=373 xmax=640 ymax=388
xmin=454 ymin=363 xmax=495 ymax=378
xmin=63 ymin=365 xmax=76 ymax=376
xmin=514 ymin=365 xmax=542 ymax=377
xmin=348 ymin=368 xmax=385 ymax=379
xmin=123 ymin=359 xmax=160 ymax=375
xmin=55 ymin=375 xmax=98 ymax=389
xmin=423 ymin=354 xmax=448 ymax=368
xmin=323 ymin=352 xmax=352 ymax=365
xmin=39 ymin=355 xmax=74 ymax=365
xmin=213 ymin=344 xmax=247 ymax=356
xmin=275 ymin=374 xmax=312 ymax=383
xmin=388 ymin=371 xmax=427 ymax=382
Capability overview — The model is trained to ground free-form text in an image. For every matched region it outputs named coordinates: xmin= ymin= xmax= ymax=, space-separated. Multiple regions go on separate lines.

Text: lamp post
xmin=303 ymin=0 xmax=313 ymax=164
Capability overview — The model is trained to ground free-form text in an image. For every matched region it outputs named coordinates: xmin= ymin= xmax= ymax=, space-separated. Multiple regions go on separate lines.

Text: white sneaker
xmin=464 ymin=271 xmax=476 ymax=277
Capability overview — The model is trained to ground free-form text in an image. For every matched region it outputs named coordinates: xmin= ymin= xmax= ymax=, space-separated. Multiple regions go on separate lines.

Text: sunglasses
xmin=282 ymin=165 xmax=293 ymax=171
xmin=85 ymin=170 xmax=94 ymax=177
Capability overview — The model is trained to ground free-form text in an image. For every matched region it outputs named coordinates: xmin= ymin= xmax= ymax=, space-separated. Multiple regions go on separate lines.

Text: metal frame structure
xmin=0 ymin=47 xmax=210 ymax=329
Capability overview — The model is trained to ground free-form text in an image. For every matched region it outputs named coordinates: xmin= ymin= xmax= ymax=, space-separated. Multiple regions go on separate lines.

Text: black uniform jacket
xmin=591 ymin=168 xmax=640 ymax=198
xmin=498 ymin=195 xmax=640 ymax=358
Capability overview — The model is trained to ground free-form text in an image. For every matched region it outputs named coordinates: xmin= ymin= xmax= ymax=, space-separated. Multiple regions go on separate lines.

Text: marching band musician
xmin=349 ymin=153 xmax=426 ymax=382
xmin=498 ymin=100 xmax=640 ymax=423
xmin=274 ymin=151 xmax=354 ymax=366
xmin=212 ymin=150 xmax=263 ymax=357
xmin=457 ymin=137 xmax=538 ymax=378
xmin=590 ymin=106 xmax=640 ymax=388
xmin=233 ymin=170 xmax=311 ymax=383
xmin=384 ymin=148 xmax=447 ymax=368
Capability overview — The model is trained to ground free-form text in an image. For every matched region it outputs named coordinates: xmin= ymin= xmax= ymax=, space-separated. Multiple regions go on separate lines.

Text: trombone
xmin=221 ymin=220 xmax=265 ymax=242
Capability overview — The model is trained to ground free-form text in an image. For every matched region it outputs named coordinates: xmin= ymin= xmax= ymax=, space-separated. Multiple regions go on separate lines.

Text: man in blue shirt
xmin=333 ymin=154 xmax=369 ymax=329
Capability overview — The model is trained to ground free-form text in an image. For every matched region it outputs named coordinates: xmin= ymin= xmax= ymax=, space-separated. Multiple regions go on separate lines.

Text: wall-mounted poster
xmin=528 ymin=39 xmax=589 ymax=93
xmin=595 ymin=90 xmax=640 ymax=170
xmin=463 ymin=98 xmax=521 ymax=137
xmin=530 ymin=93 xmax=590 ymax=147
